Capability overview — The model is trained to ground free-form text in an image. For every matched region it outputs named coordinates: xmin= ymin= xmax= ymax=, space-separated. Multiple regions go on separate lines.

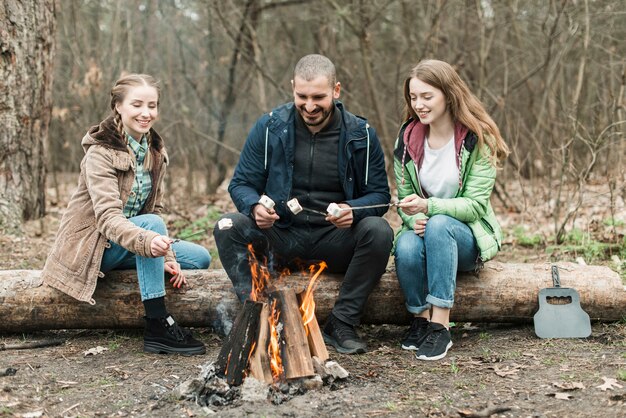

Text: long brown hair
xmin=110 ymin=74 xmax=160 ymax=170
xmin=403 ymin=59 xmax=509 ymax=165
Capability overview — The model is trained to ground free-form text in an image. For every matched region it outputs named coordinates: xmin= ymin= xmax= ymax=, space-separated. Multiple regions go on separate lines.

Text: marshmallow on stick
xmin=326 ymin=202 xmax=343 ymax=218
xmin=258 ymin=195 xmax=275 ymax=211
xmin=287 ymin=198 xmax=303 ymax=214
xmin=217 ymin=218 xmax=233 ymax=230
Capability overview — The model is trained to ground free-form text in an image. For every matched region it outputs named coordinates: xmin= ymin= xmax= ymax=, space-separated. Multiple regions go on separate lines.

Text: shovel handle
xmin=551 ymin=265 xmax=561 ymax=287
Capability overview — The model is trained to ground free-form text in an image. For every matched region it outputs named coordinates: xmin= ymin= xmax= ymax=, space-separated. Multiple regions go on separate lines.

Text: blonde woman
xmin=394 ymin=60 xmax=509 ymax=360
xmin=42 ymin=74 xmax=211 ymax=355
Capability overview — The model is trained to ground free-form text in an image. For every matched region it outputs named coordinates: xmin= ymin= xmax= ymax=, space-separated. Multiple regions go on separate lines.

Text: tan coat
xmin=42 ymin=117 xmax=174 ymax=304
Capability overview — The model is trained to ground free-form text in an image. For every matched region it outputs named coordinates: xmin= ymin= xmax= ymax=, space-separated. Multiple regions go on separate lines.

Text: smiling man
xmin=214 ymin=54 xmax=393 ymax=354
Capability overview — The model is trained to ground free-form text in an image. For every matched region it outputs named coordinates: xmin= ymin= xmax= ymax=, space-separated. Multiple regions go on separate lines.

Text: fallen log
xmin=0 ymin=262 xmax=624 ymax=332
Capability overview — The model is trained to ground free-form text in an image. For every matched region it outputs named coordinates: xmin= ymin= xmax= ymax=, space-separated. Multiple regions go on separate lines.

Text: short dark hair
xmin=293 ymin=54 xmax=336 ymax=88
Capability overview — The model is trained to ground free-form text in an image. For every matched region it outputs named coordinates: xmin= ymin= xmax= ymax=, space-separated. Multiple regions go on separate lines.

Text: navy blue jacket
xmin=228 ymin=101 xmax=390 ymax=228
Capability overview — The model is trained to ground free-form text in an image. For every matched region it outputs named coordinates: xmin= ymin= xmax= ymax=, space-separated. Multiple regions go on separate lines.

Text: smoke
xmin=212 ymin=299 xmax=235 ymax=336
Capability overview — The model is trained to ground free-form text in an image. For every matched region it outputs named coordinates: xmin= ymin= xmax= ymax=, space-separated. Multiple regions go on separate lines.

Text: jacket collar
xmin=400 ymin=118 xmax=469 ymax=168
xmin=86 ymin=115 xmax=165 ymax=153
xmin=268 ymin=100 xmax=367 ymax=138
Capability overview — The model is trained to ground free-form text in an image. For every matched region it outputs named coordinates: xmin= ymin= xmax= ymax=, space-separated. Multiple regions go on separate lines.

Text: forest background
xmin=0 ymin=0 xmax=624 ymax=246
xmin=1 ymin=0 xmax=625 ymax=260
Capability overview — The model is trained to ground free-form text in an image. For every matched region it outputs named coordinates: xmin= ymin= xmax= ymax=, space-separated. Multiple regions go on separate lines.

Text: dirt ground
xmin=1 ymin=173 xmax=625 ymax=417
xmin=1 ymin=323 xmax=625 ymax=417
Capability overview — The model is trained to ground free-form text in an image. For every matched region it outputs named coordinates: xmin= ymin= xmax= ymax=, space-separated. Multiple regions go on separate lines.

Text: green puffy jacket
xmin=394 ymin=120 xmax=502 ymax=262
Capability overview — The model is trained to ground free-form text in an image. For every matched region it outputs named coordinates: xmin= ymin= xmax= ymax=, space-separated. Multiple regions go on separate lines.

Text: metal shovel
xmin=533 ymin=265 xmax=591 ymax=338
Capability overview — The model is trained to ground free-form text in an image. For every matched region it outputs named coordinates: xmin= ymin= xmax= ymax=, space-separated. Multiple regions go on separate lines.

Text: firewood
xmin=0 ymin=263 xmax=624 ymax=332
xmin=270 ymin=289 xmax=315 ymax=380
xmin=215 ymin=300 xmax=263 ymax=386
xmin=297 ymin=291 xmax=329 ymax=362
xmin=247 ymin=303 xmax=273 ymax=384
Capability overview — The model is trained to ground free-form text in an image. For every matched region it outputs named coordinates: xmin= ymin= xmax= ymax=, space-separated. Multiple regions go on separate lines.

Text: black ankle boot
xmin=143 ymin=315 xmax=206 ymax=355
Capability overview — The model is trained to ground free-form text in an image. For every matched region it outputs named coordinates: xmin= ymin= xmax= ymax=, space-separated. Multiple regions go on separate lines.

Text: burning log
xmin=298 ymin=292 xmax=329 ymax=362
xmin=270 ymin=289 xmax=314 ymax=380
xmin=215 ymin=300 xmax=264 ymax=386
xmin=0 ymin=262 xmax=624 ymax=332
xmin=248 ymin=303 xmax=273 ymax=384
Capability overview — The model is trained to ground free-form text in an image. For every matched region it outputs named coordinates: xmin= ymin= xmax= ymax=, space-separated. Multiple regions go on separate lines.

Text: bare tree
xmin=0 ymin=0 xmax=56 ymax=234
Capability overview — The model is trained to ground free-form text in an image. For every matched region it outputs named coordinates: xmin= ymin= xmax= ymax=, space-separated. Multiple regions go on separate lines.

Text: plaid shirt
xmin=123 ymin=134 xmax=152 ymax=218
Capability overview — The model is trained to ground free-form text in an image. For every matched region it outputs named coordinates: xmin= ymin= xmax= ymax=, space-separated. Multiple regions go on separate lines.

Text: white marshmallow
xmin=218 ymin=218 xmax=233 ymax=230
xmin=258 ymin=195 xmax=275 ymax=210
xmin=287 ymin=198 xmax=303 ymax=215
xmin=326 ymin=203 xmax=343 ymax=217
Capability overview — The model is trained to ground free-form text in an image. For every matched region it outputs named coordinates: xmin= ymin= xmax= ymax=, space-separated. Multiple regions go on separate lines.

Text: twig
xmin=458 ymin=405 xmax=512 ymax=417
xmin=60 ymin=403 xmax=81 ymax=415
xmin=0 ymin=338 xmax=65 ymax=351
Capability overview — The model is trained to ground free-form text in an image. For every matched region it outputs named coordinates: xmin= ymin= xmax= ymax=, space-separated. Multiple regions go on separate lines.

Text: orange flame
xmin=267 ymin=299 xmax=283 ymax=381
xmin=224 ymin=352 xmax=231 ymax=376
xmin=248 ymin=243 xmax=271 ymax=301
xmin=299 ymin=261 xmax=327 ymax=334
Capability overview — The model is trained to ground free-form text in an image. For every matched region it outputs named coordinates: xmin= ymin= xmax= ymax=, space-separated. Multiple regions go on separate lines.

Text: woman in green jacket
xmin=394 ymin=59 xmax=509 ymax=361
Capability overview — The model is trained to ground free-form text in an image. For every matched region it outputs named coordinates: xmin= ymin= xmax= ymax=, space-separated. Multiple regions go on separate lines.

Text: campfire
xmin=174 ymin=244 xmax=349 ymax=406
xmin=215 ymin=244 xmax=330 ymax=386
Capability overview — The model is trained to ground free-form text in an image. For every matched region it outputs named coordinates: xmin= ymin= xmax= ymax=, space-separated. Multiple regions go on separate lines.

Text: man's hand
xmin=398 ymin=194 xmax=428 ymax=215
xmin=413 ymin=217 xmax=428 ymax=237
xmin=150 ymin=235 xmax=172 ymax=257
xmin=326 ymin=203 xmax=353 ymax=228
xmin=165 ymin=261 xmax=186 ymax=288
xmin=253 ymin=204 xmax=280 ymax=229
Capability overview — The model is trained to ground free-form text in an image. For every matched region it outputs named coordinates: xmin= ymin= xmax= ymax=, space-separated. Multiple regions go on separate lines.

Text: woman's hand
xmin=253 ymin=204 xmax=280 ymax=229
xmin=413 ymin=217 xmax=428 ymax=237
xmin=150 ymin=235 xmax=173 ymax=257
xmin=398 ymin=194 xmax=428 ymax=216
xmin=165 ymin=261 xmax=187 ymax=288
xmin=326 ymin=203 xmax=354 ymax=228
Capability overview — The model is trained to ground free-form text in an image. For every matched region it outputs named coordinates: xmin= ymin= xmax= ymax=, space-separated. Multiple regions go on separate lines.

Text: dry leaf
xmin=554 ymin=392 xmax=572 ymax=400
xmin=83 ymin=346 xmax=108 ymax=356
xmin=552 ymin=381 xmax=585 ymax=391
xmin=596 ymin=377 xmax=624 ymax=391
xmin=492 ymin=365 xmax=521 ymax=379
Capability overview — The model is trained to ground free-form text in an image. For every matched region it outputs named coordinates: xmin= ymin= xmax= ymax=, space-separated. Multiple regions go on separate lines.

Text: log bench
xmin=0 ymin=262 xmax=624 ymax=333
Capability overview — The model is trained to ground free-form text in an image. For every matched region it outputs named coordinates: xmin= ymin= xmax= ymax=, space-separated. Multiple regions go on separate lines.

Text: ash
xmin=173 ymin=359 xmax=349 ymax=407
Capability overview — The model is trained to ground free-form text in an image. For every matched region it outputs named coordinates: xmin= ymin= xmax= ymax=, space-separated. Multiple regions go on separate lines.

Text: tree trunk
xmin=0 ymin=262 xmax=624 ymax=333
xmin=0 ymin=0 xmax=56 ymax=234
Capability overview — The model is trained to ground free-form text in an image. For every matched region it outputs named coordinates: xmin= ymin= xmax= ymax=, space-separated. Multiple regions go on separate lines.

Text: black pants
xmin=214 ymin=213 xmax=394 ymax=325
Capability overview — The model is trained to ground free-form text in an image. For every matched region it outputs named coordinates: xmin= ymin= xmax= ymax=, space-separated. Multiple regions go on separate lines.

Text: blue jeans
xmin=100 ymin=214 xmax=211 ymax=301
xmin=394 ymin=215 xmax=478 ymax=313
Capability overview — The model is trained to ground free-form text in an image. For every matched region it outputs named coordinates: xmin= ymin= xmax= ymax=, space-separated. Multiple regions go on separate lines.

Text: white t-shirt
xmin=417 ymin=136 xmax=459 ymax=198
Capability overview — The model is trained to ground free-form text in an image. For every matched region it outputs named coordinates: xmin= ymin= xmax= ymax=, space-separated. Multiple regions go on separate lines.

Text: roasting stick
xmin=287 ymin=197 xmax=400 ymax=217
xmin=344 ymin=202 xmax=401 ymax=211
xmin=171 ymin=195 xmax=280 ymax=243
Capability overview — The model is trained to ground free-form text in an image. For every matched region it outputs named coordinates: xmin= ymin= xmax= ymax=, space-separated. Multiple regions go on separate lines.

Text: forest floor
xmin=1 ymin=172 xmax=625 ymax=417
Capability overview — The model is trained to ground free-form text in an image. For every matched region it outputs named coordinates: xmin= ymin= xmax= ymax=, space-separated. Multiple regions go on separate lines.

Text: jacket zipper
xmin=343 ymin=135 xmax=366 ymax=191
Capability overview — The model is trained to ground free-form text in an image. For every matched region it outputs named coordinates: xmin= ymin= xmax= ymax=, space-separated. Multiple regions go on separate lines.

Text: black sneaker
xmin=322 ymin=314 xmax=367 ymax=354
xmin=401 ymin=317 xmax=430 ymax=351
xmin=143 ymin=315 xmax=206 ymax=355
xmin=415 ymin=322 xmax=452 ymax=361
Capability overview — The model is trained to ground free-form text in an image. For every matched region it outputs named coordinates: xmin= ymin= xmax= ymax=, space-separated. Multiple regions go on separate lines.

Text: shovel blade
xmin=533 ymin=288 xmax=591 ymax=339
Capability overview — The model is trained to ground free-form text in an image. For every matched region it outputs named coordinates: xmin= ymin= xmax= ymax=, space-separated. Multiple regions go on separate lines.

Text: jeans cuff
xmin=426 ymin=294 xmax=454 ymax=309
xmin=405 ymin=302 xmax=431 ymax=315
xmin=141 ymin=290 xmax=166 ymax=302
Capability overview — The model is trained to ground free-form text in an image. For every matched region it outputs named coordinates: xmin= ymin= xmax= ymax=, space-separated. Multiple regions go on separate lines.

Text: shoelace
xmin=406 ymin=319 xmax=425 ymax=338
xmin=164 ymin=320 xmax=189 ymax=342
xmin=420 ymin=328 xmax=443 ymax=350
xmin=333 ymin=319 xmax=358 ymax=341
